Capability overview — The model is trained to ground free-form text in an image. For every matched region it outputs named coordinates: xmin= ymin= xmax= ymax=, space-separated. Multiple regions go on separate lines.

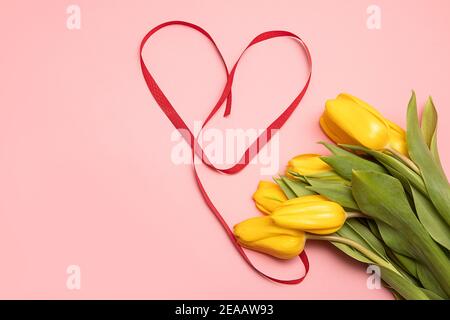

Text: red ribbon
xmin=140 ymin=21 xmax=311 ymax=284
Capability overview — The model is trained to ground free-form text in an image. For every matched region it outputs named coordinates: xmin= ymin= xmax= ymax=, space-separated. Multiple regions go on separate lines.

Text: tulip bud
xmin=252 ymin=181 xmax=288 ymax=214
xmin=271 ymin=196 xmax=346 ymax=235
xmin=320 ymin=93 xmax=407 ymax=155
xmin=286 ymin=154 xmax=332 ymax=177
xmin=234 ymin=216 xmax=306 ymax=259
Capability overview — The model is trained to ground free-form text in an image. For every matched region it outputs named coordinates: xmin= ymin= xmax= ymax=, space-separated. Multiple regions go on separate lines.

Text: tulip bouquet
xmin=234 ymin=92 xmax=450 ymax=300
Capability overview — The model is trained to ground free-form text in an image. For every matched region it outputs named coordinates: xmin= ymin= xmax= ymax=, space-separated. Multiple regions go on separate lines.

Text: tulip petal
xmin=324 ymin=97 xmax=390 ymax=150
xmin=320 ymin=114 xmax=357 ymax=146
xmin=287 ymin=154 xmax=332 ymax=176
xmin=253 ymin=180 xmax=288 ymax=214
xmin=272 ymin=201 xmax=346 ymax=232
xmin=279 ymin=195 xmax=328 ymax=207
xmin=234 ymin=216 xmax=302 ymax=242
xmin=233 ymin=216 xmax=306 ymax=260
xmin=241 ymin=235 xmax=305 ymax=260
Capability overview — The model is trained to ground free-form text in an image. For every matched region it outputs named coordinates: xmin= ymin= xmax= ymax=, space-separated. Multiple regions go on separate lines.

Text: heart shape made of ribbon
xmin=140 ymin=21 xmax=311 ymax=284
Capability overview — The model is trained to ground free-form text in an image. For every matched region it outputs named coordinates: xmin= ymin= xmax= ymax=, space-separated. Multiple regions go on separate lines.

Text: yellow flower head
xmin=234 ymin=216 xmax=306 ymax=259
xmin=272 ymin=195 xmax=346 ymax=235
xmin=320 ymin=93 xmax=407 ymax=155
xmin=286 ymin=154 xmax=332 ymax=177
xmin=252 ymin=181 xmax=287 ymax=214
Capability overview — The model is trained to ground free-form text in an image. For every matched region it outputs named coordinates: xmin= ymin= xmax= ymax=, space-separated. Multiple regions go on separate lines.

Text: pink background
xmin=0 ymin=0 xmax=449 ymax=299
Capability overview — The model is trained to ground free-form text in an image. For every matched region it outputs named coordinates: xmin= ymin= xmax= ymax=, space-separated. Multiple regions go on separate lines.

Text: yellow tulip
xmin=252 ymin=181 xmax=287 ymax=214
xmin=286 ymin=154 xmax=332 ymax=177
xmin=320 ymin=93 xmax=407 ymax=155
xmin=271 ymin=195 xmax=346 ymax=235
xmin=234 ymin=216 xmax=306 ymax=259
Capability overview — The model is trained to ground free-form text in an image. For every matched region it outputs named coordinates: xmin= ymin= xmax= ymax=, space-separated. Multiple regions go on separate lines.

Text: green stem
xmin=386 ymin=147 xmax=420 ymax=174
xmin=307 ymin=234 xmax=400 ymax=275
xmin=345 ymin=211 xmax=368 ymax=219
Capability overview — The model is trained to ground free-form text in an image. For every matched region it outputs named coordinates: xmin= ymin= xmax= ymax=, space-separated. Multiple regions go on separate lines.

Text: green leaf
xmin=306 ymin=179 xmax=359 ymax=210
xmin=430 ymin=132 xmax=445 ymax=176
xmin=379 ymin=267 xmax=430 ymax=300
xmin=375 ymin=228 xmax=419 ymax=283
xmin=333 ymin=224 xmax=373 ymax=264
xmin=273 ymin=178 xmax=296 ymax=199
xmin=351 ymin=171 xmax=422 ymax=231
xmin=382 ymin=164 xmax=414 ymax=197
xmin=384 ymin=245 xmax=419 ymax=286
xmin=289 ymin=169 xmax=351 ymax=186
xmin=320 ymin=155 xmax=387 ymax=181
xmin=389 ymin=250 xmax=418 ymax=279
xmin=281 ymin=176 xmax=315 ymax=197
xmin=374 ymin=152 xmax=426 ymax=195
xmin=333 ymin=223 xmax=394 ymax=268
xmin=406 ymin=92 xmax=450 ymax=225
xmin=417 ymin=263 xmax=447 ymax=299
xmin=341 ymin=144 xmax=427 ymax=195
xmin=367 ymin=220 xmax=382 ymax=239
xmin=319 ymin=141 xmax=357 ymax=156
xmin=420 ymin=288 xmax=445 ymax=300
xmin=305 ymin=171 xmax=350 ymax=184
xmin=346 ymin=219 xmax=387 ymax=260
xmin=411 ymin=186 xmax=450 ymax=251
xmin=421 ymin=96 xmax=446 ymax=176
xmin=377 ymin=222 xmax=416 ymax=258
xmin=331 ymin=242 xmax=373 ymax=264
xmin=304 ymin=176 xmax=350 ymax=186
xmin=421 ymin=97 xmax=438 ymax=147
